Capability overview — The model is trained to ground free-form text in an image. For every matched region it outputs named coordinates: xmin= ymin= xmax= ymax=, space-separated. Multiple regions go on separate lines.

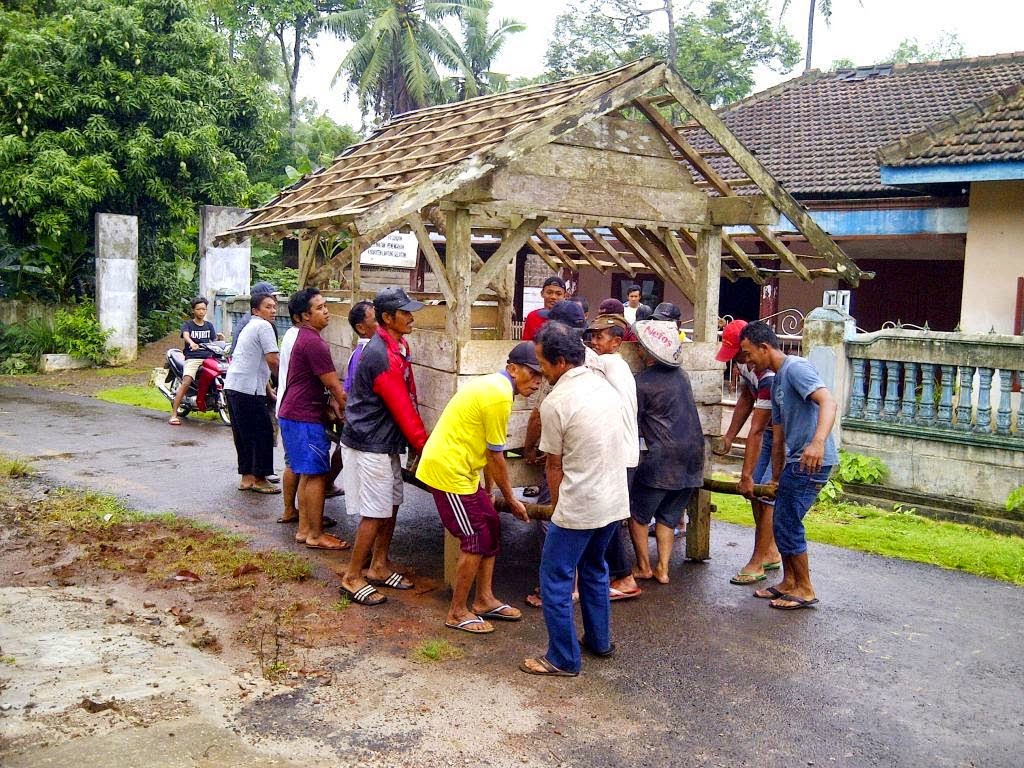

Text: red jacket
xmin=340 ymin=328 xmax=428 ymax=454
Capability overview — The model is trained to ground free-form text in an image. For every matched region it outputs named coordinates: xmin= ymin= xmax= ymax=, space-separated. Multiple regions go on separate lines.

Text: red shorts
xmin=429 ymin=487 xmax=501 ymax=557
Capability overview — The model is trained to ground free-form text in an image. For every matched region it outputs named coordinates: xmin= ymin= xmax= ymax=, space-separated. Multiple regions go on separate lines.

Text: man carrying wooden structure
xmin=214 ymin=58 xmax=864 ymax=581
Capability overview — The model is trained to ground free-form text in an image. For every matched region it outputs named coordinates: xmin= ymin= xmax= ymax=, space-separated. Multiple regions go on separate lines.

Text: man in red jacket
xmin=339 ymin=288 xmax=428 ymax=606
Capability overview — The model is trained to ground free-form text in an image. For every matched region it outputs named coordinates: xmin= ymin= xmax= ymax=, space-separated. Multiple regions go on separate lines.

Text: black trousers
xmin=225 ymin=390 xmax=274 ymax=478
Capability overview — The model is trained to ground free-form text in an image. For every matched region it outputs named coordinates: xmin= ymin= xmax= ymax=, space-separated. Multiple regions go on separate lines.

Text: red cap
xmin=715 ymin=319 xmax=748 ymax=362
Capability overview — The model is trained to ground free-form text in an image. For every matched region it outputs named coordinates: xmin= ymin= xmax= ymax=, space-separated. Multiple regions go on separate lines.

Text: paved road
xmin=1 ymin=383 xmax=1022 ymax=767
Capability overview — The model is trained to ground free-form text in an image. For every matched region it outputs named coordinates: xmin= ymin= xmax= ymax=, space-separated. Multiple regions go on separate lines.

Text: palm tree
xmin=782 ymin=0 xmax=861 ymax=72
xmin=456 ymin=6 xmax=525 ymax=99
xmin=325 ymin=0 xmax=488 ymax=120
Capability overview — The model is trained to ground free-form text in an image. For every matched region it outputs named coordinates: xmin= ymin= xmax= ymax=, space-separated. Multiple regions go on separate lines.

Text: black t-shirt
xmin=635 ymin=364 xmax=705 ymax=490
xmin=181 ymin=320 xmax=217 ymax=359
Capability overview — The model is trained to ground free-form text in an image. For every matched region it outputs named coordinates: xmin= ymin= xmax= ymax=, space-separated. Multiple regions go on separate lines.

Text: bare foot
xmin=652 ymin=566 xmax=670 ymax=584
xmin=633 ymin=568 xmax=655 ymax=581
xmin=305 ymin=533 xmax=350 ymax=550
xmin=611 ymin=575 xmax=640 ymax=593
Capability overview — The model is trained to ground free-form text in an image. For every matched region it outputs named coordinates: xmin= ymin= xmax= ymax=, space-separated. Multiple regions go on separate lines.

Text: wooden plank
xmin=406 ymin=214 xmax=455 ymax=305
xmin=630 ymin=227 xmax=696 ymax=301
xmin=407 ymin=328 xmax=457 ymax=373
xmin=534 ymin=229 xmax=580 ymax=274
xmin=556 ymin=228 xmax=606 ymax=273
xmin=526 ymin=237 xmax=561 ymax=271
xmin=445 ymin=206 xmax=474 ymax=345
xmin=721 ymin=232 xmax=765 ymax=284
xmin=348 ymin=62 xmax=666 ymax=244
xmin=489 ymin=170 xmax=710 ymax=227
xmin=585 ymin=228 xmax=635 ymax=276
xmin=693 ymin=227 xmax=722 ymax=343
xmin=660 ymin=69 xmax=863 ymax=286
xmin=556 ymin=114 xmax=675 ymax=158
xmin=468 ymin=217 xmax=544 ymax=301
xmin=708 ymin=196 xmax=778 ymax=226
xmin=508 ymin=142 xmax=696 ymax=191
xmin=754 ymin=225 xmax=813 ymax=282
xmin=685 ymin=490 xmax=712 ymax=561
xmin=656 ymin=228 xmax=699 ymax=294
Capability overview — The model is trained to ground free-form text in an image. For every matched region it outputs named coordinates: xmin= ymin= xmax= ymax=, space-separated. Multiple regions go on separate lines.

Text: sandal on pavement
xmin=763 ymin=561 xmax=782 ymax=571
xmin=519 ymin=656 xmax=577 ymax=677
xmin=769 ymin=593 xmax=819 ymax=610
xmin=367 ymin=572 xmax=415 ymax=590
xmin=340 ymin=584 xmax=387 ymax=606
xmin=753 ymin=586 xmax=785 ymax=600
xmin=609 ymin=587 xmax=641 ymax=601
xmin=730 ymin=572 xmax=767 ymax=585
xmin=445 ymin=616 xmax=494 ymax=634
xmin=168 ymin=417 xmax=182 ymax=426
xmin=478 ymin=603 xmax=522 ymax=621
xmin=580 ymin=637 xmax=616 ymax=658
xmin=249 ymin=484 xmax=281 ymax=495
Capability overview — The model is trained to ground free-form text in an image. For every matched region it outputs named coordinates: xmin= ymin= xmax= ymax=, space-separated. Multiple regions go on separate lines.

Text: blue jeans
xmin=540 ymin=521 xmax=619 ymax=673
xmin=774 ymin=463 xmax=833 ymax=556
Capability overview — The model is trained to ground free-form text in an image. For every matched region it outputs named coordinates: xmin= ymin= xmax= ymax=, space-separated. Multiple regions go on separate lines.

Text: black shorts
xmin=630 ymin=482 xmax=694 ymax=528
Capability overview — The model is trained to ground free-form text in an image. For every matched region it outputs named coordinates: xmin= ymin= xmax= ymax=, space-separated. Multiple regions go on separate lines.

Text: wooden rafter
xmin=534 ymin=229 xmax=581 ymax=273
xmin=406 ymin=214 xmax=455 ymax=305
xmin=654 ymin=228 xmax=698 ymax=291
xmin=469 ymin=217 xmax=545 ymax=300
xmin=584 ymin=228 xmax=636 ymax=277
xmin=526 ymin=237 xmax=561 ymax=271
xmin=556 ymin=228 xmax=607 ymax=273
xmin=629 ymin=227 xmax=696 ymax=300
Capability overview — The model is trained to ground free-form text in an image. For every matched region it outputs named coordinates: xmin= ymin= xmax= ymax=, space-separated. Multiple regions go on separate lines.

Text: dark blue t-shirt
xmin=771 ymin=355 xmax=839 ymax=466
xmin=181 ymin=320 xmax=217 ymax=359
xmin=634 ymin=364 xmax=705 ymax=490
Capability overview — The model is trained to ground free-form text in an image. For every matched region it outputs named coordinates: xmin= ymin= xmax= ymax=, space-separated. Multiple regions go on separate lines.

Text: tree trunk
xmin=664 ymin=0 xmax=677 ymax=71
xmin=805 ymin=0 xmax=816 ymax=71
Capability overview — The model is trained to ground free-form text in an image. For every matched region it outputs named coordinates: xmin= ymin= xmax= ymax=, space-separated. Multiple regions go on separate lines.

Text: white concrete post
xmin=198 ymin=206 xmax=250 ymax=302
xmin=802 ymin=306 xmax=857 ymax=448
xmin=95 ymin=213 xmax=138 ymax=363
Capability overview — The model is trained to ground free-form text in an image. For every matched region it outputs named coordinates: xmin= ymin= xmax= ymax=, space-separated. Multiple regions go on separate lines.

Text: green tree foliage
xmin=455 ymin=4 xmax=525 ymax=98
xmin=885 ymin=32 xmax=964 ymax=65
xmin=0 ymin=0 xmax=277 ymax=332
xmin=325 ymin=0 xmax=488 ymax=120
xmin=780 ymin=0 xmax=862 ymax=72
xmin=545 ymin=0 xmax=799 ymax=106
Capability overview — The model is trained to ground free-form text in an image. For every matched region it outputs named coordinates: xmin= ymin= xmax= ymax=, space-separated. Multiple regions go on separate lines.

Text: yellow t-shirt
xmin=415 ymin=372 xmax=514 ymax=495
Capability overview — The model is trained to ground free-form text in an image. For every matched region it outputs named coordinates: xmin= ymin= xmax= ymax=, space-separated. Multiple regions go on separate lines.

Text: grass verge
xmin=95 ymin=384 xmax=219 ymax=421
xmin=0 ymin=456 xmax=34 ymax=478
xmin=27 ymin=486 xmax=311 ymax=584
xmin=712 ymin=492 xmax=1024 ymax=586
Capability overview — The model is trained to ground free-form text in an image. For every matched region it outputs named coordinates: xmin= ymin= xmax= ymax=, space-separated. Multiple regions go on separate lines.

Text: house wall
xmin=960 ymin=180 xmax=1024 ymax=334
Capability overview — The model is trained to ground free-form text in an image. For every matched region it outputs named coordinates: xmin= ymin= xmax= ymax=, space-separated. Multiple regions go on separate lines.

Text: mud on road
xmin=0 ymin=476 xmax=605 ymax=768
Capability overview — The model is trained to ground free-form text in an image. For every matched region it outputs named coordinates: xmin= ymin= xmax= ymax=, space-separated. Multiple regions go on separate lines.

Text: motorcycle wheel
xmin=216 ymin=390 xmax=231 ymax=426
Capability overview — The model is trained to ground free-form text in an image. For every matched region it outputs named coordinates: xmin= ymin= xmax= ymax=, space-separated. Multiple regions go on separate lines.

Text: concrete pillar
xmin=198 ymin=206 xmax=250 ymax=302
xmin=95 ymin=213 xmax=138 ymax=363
xmin=802 ymin=306 xmax=857 ymax=448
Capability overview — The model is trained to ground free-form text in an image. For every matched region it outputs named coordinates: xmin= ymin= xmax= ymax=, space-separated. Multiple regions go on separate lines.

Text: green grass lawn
xmin=712 ymin=492 xmax=1024 ymax=586
xmin=95 ymin=384 xmax=219 ymax=421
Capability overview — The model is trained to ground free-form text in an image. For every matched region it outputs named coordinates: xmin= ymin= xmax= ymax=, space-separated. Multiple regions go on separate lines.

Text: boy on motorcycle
xmin=169 ymin=296 xmax=224 ymax=425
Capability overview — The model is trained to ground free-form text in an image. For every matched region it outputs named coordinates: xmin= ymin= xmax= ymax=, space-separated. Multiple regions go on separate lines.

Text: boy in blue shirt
xmin=739 ymin=322 xmax=837 ymax=610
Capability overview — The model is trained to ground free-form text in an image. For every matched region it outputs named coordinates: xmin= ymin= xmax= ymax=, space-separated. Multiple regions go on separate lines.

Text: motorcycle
xmin=156 ymin=341 xmax=231 ymax=425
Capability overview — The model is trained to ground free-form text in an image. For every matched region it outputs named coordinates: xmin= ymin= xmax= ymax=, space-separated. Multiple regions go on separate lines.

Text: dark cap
xmin=652 ymin=302 xmax=681 ymax=322
xmin=598 ymin=298 xmax=624 ymax=315
xmin=250 ymin=281 xmax=277 ymax=296
xmin=587 ymin=314 xmax=628 ymax=331
xmin=374 ymin=287 xmax=425 ymax=316
xmin=542 ymin=276 xmax=566 ymax=291
xmin=544 ymin=300 xmax=586 ymax=329
xmin=507 ymin=341 xmax=542 ymax=373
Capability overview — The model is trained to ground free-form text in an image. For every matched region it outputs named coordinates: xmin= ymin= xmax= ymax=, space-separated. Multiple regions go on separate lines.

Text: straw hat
xmin=634 ymin=320 xmax=684 ymax=367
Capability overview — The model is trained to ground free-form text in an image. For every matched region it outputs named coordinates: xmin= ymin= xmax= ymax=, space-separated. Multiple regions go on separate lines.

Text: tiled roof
xmin=685 ymin=52 xmax=1024 ymax=196
xmin=877 ymin=83 xmax=1024 ymax=167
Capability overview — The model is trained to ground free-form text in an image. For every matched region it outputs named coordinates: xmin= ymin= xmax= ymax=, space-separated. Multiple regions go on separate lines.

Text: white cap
xmin=634 ymin=320 xmax=684 ymax=367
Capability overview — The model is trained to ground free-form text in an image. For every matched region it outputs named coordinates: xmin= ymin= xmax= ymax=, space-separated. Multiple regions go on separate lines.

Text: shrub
xmin=1007 ymin=486 xmax=1024 ymax=514
xmin=819 ymin=451 xmax=888 ymax=506
xmin=52 ymin=301 xmax=111 ymax=364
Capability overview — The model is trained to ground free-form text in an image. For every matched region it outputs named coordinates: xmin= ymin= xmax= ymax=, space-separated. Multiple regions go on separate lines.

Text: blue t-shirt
xmin=771 ymin=355 xmax=838 ymax=466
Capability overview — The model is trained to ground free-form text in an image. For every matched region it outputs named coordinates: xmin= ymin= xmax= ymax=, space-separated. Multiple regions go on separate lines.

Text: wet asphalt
xmin=0 ymin=383 xmax=1022 ymax=768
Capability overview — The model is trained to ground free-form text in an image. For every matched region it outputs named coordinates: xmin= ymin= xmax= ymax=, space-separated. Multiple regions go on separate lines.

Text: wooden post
xmin=297 ymin=231 xmax=318 ymax=288
xmin=443 ymin=205 xmax=474 ymax=585
xmin=497 ymin=253 xmax=516 ymax=339
xmin=685 ymin=491 xmax=712 ymax=561
xmin=350 ymin=239 xmax=363 ymax=303
xmin=693 ymin=225 xmax=722 ymax=342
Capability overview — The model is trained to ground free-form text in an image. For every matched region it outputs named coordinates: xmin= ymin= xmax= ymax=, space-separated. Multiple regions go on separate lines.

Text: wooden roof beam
xmin=583 ymin=228 xmax=636 ymax=277
xmin=629 ymin=227 xmax=697 ymax=301
xmin=406 ymin=214 xmax=455 ymax=305
xmin=469 ymin=217 xmax=545 ymax=301
xmin=526 ymin=236 xmax=562 ymax=272
xmin=535 ymin=229 xmax=581 ymax=274
xmin=556 ymin=229 xmax=607 ymax=273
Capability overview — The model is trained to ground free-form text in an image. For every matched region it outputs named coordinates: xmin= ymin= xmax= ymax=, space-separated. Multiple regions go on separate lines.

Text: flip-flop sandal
xmin=367 ymin=572 xmax=414 ymax=590
xmin=754 ymin=586 xmax=785 ymax=600
xmin=522 ymin=486 xmax=540 ymax=498
xmin=305 ymin=537 xmax=350 ymax=551
xmin=730 ymin=572 xmax=767 ymax=585
xmin=340 ymin=584 xmax=387 ymax=606
xmin=769 ymin=593 xmax=819 ymax=610
xmin=579 ymin=638 xmax=616 ymax=658
xmin=445 ymin=616 xmax=494 ymax=634
xmin=277 ymin=516 xmax=299 ymax=524
xmin=168 ymin=417 xmax=181 ymax=426
xmin=519 ymin=656 xmax=577 ymax=677
xmin=478 ymin=603 xmax=522 ymax=621
xmin=238 ymin=485 xmax=254 ymax=491
xmin=609 ymin=587 xmax=642 ymax=601
xmin=763 ymin=561 xmax=783 ymax=571
xmin=249 ymin=485 xmax=281 ymax=494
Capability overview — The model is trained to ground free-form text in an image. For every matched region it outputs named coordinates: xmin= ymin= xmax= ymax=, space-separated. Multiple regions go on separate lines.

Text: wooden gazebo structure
xmin=216 ymin=59 xmax=862 ymax=564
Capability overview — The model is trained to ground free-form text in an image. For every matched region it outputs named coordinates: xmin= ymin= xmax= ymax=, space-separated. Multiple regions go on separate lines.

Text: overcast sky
xmin=300 ymin=0 xmax=1024 ymax=129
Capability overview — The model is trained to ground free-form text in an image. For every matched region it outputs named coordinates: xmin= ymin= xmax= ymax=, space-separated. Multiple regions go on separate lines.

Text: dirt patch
xmin=0 ymin=474 xmax=626 ymax=768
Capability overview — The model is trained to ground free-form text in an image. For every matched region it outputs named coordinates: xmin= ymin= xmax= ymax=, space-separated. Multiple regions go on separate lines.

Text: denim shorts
xmin=279 ymin=418 xmax=331 ymax=476
xmin=751 ymin=429 xmax=775 ymax=504
xmin=773 ymin=463 xmax=833 ymax=557
xmin=630 ymin=482 xmax=694 ymax=528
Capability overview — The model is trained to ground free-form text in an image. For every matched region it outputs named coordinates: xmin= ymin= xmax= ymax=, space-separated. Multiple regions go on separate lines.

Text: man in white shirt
xmin=622 ymin=285 xmax=651 ymax=324
xmin=520 ymin=321 xmax=629 ymax=678
xmin=587 ymin=314 xmax=642 ymax=601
